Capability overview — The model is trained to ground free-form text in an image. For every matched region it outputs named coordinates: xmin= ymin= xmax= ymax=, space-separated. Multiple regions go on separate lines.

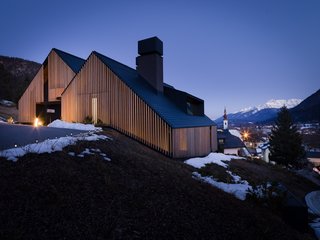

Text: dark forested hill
xmin=0 ymin=56 xmax=40 ymax=103
xmin=290 ymin=89 xmax=320 ymax=123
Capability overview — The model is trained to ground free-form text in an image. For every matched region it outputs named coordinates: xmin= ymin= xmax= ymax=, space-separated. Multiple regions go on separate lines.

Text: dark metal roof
xmin=53 ymin=48 xmax=85 ymax=73
xmin=217 ymin=130 xmax=245 ymax=149
xmin=93 ymin=51 xmax=215 ymax=128
xmin=307 ymin=151 xmax=320 ymax=158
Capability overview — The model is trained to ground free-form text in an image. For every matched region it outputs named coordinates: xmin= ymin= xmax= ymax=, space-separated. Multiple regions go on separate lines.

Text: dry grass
xmin=229 ymin=158 xmax=318 ymax=200
xmin=0 ymin=128 xmax=315 ymax=240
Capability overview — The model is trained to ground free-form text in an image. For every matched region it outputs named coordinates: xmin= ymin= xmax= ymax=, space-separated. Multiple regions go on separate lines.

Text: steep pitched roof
xmin=218 ymin=130 xmax=245 ymax=149
xmin=53 ymin=48 xmax=85 ymax=73
xmin=93 ymin=51 xmax=215 ymax=128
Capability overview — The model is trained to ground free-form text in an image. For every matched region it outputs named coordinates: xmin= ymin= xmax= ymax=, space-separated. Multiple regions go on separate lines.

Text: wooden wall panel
xmin=211 ymin=126 xmax=218 ymax=152
xmin=18 ymin=66 xmax=44 ymax=123
xmin=62 ymin=54 xmax=171 ymax=155
xmin=62 ymin=53 xmax=215 ymax=158
xmin=48 ymin=51 xmax=76 ymax=101
xmin=172 ymin=127 xmax=212 ymax=158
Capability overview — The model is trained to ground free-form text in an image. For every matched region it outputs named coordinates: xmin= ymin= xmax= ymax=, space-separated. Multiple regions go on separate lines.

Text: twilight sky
xmin=1 ymin=0 xmax=319 ymax=119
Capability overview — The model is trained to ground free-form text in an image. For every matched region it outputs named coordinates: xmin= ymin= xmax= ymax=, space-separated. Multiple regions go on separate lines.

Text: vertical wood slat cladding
xmin=18 ymin=50 xmax=76 ymax=123
xmin=62 ymin=53 xmax=215 ymax=158
xmin=62 ymin=54 xmax=171 ymax=154
xmin=48 ymin=51 xmax=76 ymax=101
xmin=211 ymin=126 xmax=218 ymax=152
xmin=172 ymin=127 xmax=212 ymax=158
xmin=18 ymin=67 xmax=44 ymax=123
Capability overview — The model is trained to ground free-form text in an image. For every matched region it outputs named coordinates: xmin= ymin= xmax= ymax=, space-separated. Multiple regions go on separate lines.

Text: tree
xmin=269 ymin=106 xmax=305 ymax=167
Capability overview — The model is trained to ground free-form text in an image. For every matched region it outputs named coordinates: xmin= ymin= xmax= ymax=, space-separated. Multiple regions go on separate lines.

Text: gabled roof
xmin=52 ymin=48 xmax=85 ymax=73
xmin=93 ymin=51 xmax=215 ymax=128
xmin=218 ymin=130 xmax=245 ymax=149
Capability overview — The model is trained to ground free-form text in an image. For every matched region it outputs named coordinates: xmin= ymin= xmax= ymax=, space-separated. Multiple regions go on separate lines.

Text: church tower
xmin=223 ymin=107 xmax=228 ymax=130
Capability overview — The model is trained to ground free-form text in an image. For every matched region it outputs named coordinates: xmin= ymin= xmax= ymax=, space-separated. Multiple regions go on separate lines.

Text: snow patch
xmin=310 ymin=218 xmax=320 ymax=239
xmin=0 ymin=133 xmax=109 ymax=161
xmin=0 ymin=99 xmax=15 ymax=107
xmin=185 ymin=152 xmax=243 ymax=169
xmin=68 ymin=148 xmax=111 ymax=162
xmin=305 ymin=191 xmax=320 ymax=216
xmin=305 ymin=191 xmax=320 ymax=239
xmin=48 ymin=119 xmax=101 ymax=132
xmin=192 ymin=172 xmax=251 ymax=200
xmin=68 ymin=152 xmax=75 ymax=156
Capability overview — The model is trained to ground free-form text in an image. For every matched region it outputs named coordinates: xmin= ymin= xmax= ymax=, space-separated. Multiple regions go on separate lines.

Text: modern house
xmin=307 ymin=151 xmax=320 ymax=167
xmin=18 ymin=49 xmax=85 ymax=123
xmin=19 ymin=37 xmax=217 ymax=158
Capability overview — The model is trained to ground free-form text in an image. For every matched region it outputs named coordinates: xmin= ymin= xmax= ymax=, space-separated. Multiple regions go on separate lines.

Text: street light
xmin=243 ymin=131 xmax=249 ymax=141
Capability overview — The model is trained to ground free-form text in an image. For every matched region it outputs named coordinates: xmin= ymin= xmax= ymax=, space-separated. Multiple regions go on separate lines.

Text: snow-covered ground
xmin=192 ymin=172 xmax=251 ymax=200
xmin=68 ymin=147 xmax=111 ymax=161
xmin=185 ymin=152 xmax=243 ymax=169
xmin=0 ymin=99 xmax=15 ymax=107
xmin=0 ymin=133 xmax=109 ymax=161
xmin=185 ymin=153 xmax=251 ymax=200
xmin=48 ymin=119 xmax=101 ymax=131
xmin=305 ymin=191 xmax=320 ymax=239
xmin=0 ymin=120 xmax=111 ymax=161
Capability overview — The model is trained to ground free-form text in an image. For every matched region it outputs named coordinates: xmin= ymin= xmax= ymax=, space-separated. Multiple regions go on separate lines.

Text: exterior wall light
xmin=34 ymin=118 xmax=43 ymax=127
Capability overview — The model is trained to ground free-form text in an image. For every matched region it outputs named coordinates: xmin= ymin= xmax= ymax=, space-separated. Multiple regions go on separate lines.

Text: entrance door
xmin=92 ymin=97 xmax=97 ymax=124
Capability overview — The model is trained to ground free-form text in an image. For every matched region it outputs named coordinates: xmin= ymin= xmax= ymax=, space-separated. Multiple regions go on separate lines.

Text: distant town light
xmin=34 ymin=118 xmax=43 ymax=127
xmin=243 ymin=131 xmax=249 ymax=140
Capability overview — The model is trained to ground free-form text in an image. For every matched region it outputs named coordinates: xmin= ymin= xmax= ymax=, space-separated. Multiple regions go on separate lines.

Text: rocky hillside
xmin=0 ymin=56 xmax=40 ymax=103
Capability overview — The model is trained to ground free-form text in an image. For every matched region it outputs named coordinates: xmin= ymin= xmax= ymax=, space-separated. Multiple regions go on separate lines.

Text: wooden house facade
xmin=18 ymin=49 xmax=85 ymax=123
xmin=19 ymin=37 xmax=217 ymax=158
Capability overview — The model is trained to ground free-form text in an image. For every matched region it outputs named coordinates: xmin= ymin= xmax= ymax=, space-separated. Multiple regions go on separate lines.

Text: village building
xmin=18 ymin=37 xmax=217 ymax=158
xmin=217 ymin=108 xmax=249 ymax=156
xmin=307 ymin=151 xmax=320 ymax=167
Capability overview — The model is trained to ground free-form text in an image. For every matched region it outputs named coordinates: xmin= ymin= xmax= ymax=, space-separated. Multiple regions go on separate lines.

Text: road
xmin=0 ymin=123 xmax=87 ymax=151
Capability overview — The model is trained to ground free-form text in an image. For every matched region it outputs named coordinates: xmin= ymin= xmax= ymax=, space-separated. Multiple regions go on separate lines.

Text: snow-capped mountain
xmin=215 ymin=99 xmax=302 ymax=125
xmin=238 ymin=99 xmax=302 ymax=114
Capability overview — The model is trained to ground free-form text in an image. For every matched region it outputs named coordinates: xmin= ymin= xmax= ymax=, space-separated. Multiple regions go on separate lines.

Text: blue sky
xmin=1 ymin=0 xmax=319 ymax=119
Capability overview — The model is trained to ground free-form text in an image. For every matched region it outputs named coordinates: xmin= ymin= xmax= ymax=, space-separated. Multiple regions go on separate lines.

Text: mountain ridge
xmin=216 ymin=98 xmax=302 ymax=125
xmin=238 ymin=99 xmax=302 ymax=114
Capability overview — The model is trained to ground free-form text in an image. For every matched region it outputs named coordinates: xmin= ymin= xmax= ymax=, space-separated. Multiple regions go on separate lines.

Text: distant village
xmin=217 ymin=108 xmax=320 ymax=174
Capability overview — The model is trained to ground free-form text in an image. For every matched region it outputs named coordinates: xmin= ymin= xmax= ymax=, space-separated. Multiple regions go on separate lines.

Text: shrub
xmin=247 ymin=181 xmax=287 ymax=210
xmin=83 ymin=116 xmax=93 ymax=124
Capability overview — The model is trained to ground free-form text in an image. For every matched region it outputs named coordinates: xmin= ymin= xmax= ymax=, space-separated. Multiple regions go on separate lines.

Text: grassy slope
xmin=0 ymin=129 xmax=314 ymax=240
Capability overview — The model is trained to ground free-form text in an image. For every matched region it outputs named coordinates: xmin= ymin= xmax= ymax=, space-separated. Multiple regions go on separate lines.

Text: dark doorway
xmin=36 ymin=102 xmax=61 ymax=125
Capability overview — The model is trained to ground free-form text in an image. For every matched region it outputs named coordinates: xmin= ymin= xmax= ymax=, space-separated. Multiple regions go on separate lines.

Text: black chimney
xmin=136 ymin=37 xmax=163 ymax=93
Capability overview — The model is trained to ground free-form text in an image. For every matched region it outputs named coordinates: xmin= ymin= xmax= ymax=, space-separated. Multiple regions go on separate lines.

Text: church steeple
xmin=223 ymin=107 xmax=228 ymax=130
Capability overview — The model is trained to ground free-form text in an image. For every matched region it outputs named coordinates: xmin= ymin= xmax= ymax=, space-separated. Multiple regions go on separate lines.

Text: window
xmin=92 ymin=97 xmax=97 ymax=124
